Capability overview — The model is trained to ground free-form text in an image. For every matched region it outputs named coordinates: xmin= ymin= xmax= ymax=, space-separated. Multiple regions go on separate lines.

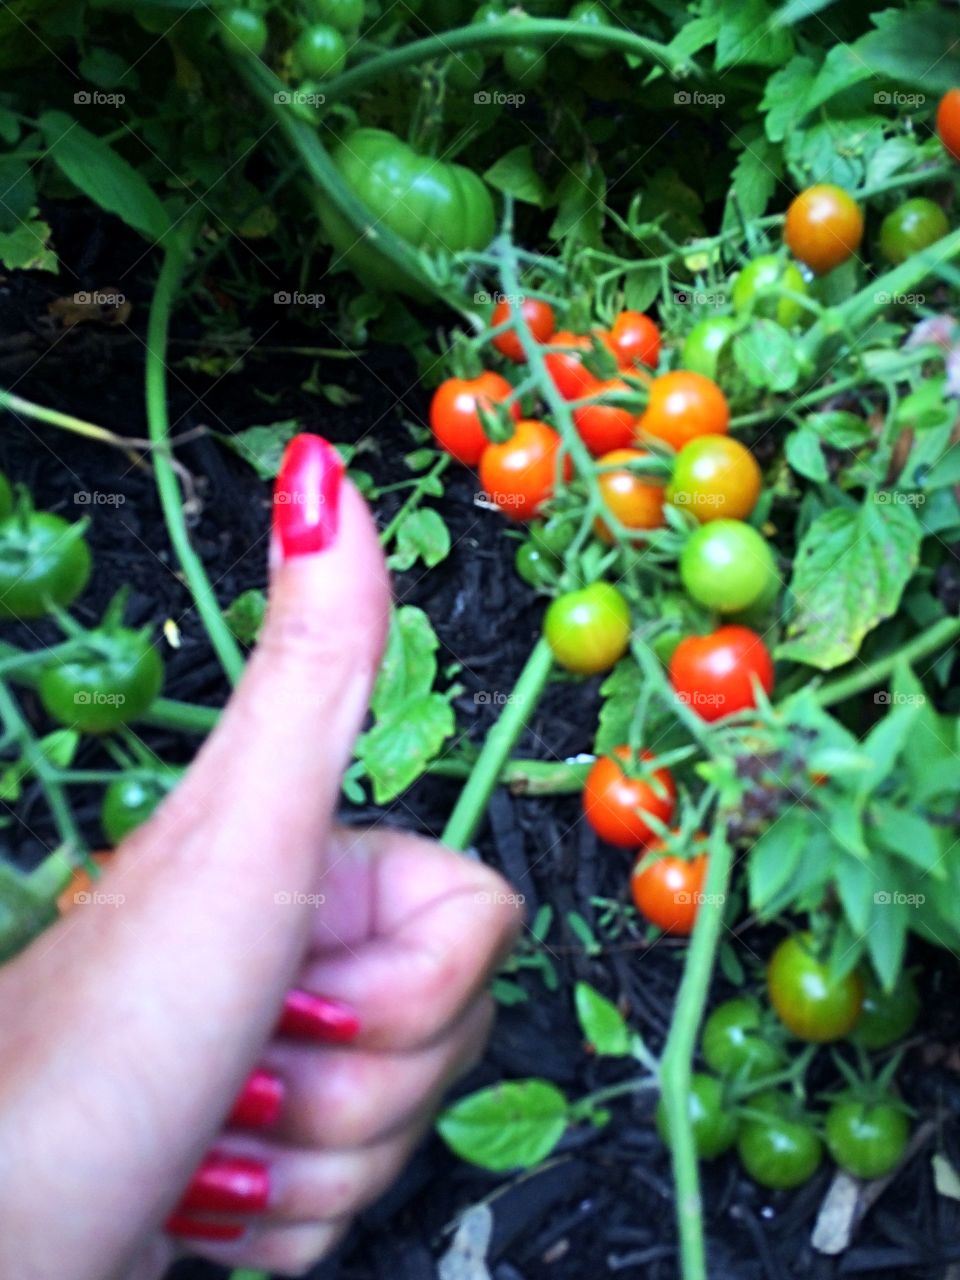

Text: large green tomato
xmin=681 ymin=317 xmax=737 ymax=380
xmin=680 ymin=520 xmax=778 ymax=614
xmin=321 ymin=129 xmax=496 ymax=294
xmin=732 ymin=256 xmax=809 ymax=328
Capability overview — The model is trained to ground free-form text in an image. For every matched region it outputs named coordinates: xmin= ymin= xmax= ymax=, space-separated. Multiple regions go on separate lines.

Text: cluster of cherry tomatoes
xmin=658 ymin=943 xmax=919 ymax=1189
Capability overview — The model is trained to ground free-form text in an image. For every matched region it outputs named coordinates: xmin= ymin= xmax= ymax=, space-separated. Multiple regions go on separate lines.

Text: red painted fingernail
xmin=165 ymin=1213 xmax=246 ymax=1242
xmin=227 ymin=1068 xmax=284 ymax=1130
xmin=273 ymin=433 xmax=343 ymax=560
xmin=176 ymin=1152 xmax=270 ymax=1215
xmin=278 ymin=989 xmax=361 ymax=1043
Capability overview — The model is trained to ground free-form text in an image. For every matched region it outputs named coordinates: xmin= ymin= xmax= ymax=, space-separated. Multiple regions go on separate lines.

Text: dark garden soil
xmin=3 ymin=209 xmax=960 ymax=1280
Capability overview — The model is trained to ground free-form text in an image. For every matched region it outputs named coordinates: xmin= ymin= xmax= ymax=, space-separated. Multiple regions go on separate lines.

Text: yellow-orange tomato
xmin=668 ymin=435 xmax=761 ymax=523
xmin=57 ymin=852 xmax=111 ymax=915
xmin=594 ymin=448 xmax=665 ymax=542
xmin=784 ymin=184 xmax=864 ymax=275
xmin=638 ymin=371 xmax=729 ymax=451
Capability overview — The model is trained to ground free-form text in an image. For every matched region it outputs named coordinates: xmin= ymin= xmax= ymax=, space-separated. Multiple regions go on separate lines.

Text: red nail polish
xmin=227 ymin=1068 xmax=284 ymax=1130
xmin=165 ymin=1213 xmax=246 ymax=1242
xmin=273 ymin=433 xmax=343 ymax=559
xmin=176 ymin=1152 xmax=270 ymax=1215
xmin=278 ymin=989 xmax=361 ymax=1043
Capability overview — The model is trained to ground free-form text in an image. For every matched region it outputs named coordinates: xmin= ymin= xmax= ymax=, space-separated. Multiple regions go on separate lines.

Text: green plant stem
xmin=378 ymin=455 xmax=450 ymax=546
xmin=441 ymin=639 xmax=554 ymax=851
xmin=0 ymin=388 xmax=132 ymax=447
xmin=658 ymin=835 xmax=734 ymax=1280
xmin=147 ymin=214 xmax=245 ymax=686
xmin=815 ymin=616 xmax=960 ymax=707
xmin=429 ymin=753 xmax=594 ymax=793
xmin=323 ymin=20 xmax=691 ymax=103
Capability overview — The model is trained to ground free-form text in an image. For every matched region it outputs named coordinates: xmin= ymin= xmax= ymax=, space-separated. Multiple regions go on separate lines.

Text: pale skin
xmin=0 ymin=480 xmax=521 ymax=1278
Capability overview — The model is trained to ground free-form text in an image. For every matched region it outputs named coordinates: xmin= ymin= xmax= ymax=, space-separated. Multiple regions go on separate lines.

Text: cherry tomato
xmin=0 ymin=512 xmax=91 ymax=619
xmin=514 ymin=541 xmax=556 ymax=590
xmin=544 ymin=582 xmax=631 ymax=674
xmin=544 ymin=330 xmax=598 ymax=400
xmin=632 ymin=839 xmax=708 ymax=935
xmin=879 ymin=197 xmax=949 ymax=265
xmin=568 ymin=0 xmax=611 ymax=59
xmin=784 ymin=185 xmax=864 ymax=275
xmin=293 ymin=23 xmax=347 ymax=76
xmin=491 ymin=296 xmax=556 ymax=363
xmin=307 ymin=0 xmax=363 ymax=32
xmin=219 ymin=7 xmax=268 ymax=55
xmin=825 ymin=1097 xmax=909 ymax=1180
xmin=57 ymin=852 xmax=111 ymax=916
xmin=479 ymin=419 xmax=565 ymax=521
xmin=530 ymin=514 xmax=576 ymax=559
xmin=850 ymin=970 xmax=920 ymax=1050
xmin=681 ymin=316 xmax=736 ymax=381
xmin=583 ymin=746 xmax=676 ymax=847
xmin=737 ymin=1091 xmax=823 ymax=1189
xmin=766 ymin=932 xmax=864 ymax=1043
xmin=594 ymin=448 xmax=665 ymax=542
xmin=503 ymin=44 xmax=548 ymax=85
xmin=732 ymin=255 xmax=808 ymax=328
xmin=573 ymin=378 xmax=640 ymax=455
xmin=937 ymin=89 xmax=960 ymax=161
xmin=39 ymin=627 xmax=165 ymax=734
xmin=445 ymin=48 xmax=485 ymax=90
xmin=701 ymin=998 xmax=786 ymax=1081
xmin=669 ymin=436 xmax=761 ymax=523
xmin=429 ymin=372 xmax=520 ymax=466
xmin=669 ymin=625 xmax=774 ymax=723
xmin=638 ymin=371 xmax=730 ymax=451
xmin=680 ymin=519 xmax=777 ymax=614
xmin=655 ymin=1073 xmax=738 ymax=1159
xmin=605 ymin=310 xmax=660 ymax=369
xmin=101 ymin=775 xmax=173 ymax=844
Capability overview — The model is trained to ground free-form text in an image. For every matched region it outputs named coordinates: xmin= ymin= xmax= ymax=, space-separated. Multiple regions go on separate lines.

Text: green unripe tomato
xmin=218 ymin=7 xmax=268 ymax=56
xmin=305 ymin=0 xmax=363 ymax=32
xmin=656 ymin=1073 xmax=738 ymax=1159
xmin=879 ymin=197 xmax=949 ymax=265
xmin=680 ymin=519 xmax=778 ymax=614
xmin=503 ymin=44 xmax=548 ymax=85
xmin=568 ymin=1 xmax=611 ymax=59
xmin=445 ymin=49 xmax=485 ymax=90
xmin=39 ymin=628 xmax=164 ymax=734
xmin=0 ymin=512 xmax=91 ymax=619
xmin=472 ymin=3 xmax=508 ymax=50
xmin=824 ymin=1098 xmax=909 ymax=1180
xmin=681 ymin=317 xmax=737 ymax=380
xmin=732 ymin=255 xmax=809 ymax=328
xmin=293 ymin=23 xmax=347 ymax=77
xmin=850 ymin=970 xmax=920 ymax=1050
xmin=737 ymin=1091 xmax=823 ymax=1188
xmin=515 ymin=541 xmax=557 ymax=590
xmin=101 ymin=775 xmax=172 ymax=844
xmin=544 ymin=582 xmax=630 ymax=674
xmin=530 ymin=515 xmax=576 ymax=559
xmin=701 ymin=997 xmax=786 ymax=1081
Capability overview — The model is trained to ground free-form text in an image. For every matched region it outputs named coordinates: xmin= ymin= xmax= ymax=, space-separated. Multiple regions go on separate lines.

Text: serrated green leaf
xmin=0 ymin=214 xmax=56 ymax=271
xmin=221 ymin=421 xmax=299 ymax=480
xmin=575 ymin=982 xmax=631 ymax=1057
xmin=483 ymin=145 xmax=549 ymax=208
xmin=437 ymin=1080 xmax=569 ymax=1172
xmin=761 ymin=55 xmax=817 ymax=142
xmin=548 ymin=161 xmax=606 ymax=247
xmin=733 ymin=321 xmax=800 ymax=392
xmin=854 ymin=9 xmax=960 ymax=95
xmin=595 ymin=658 xmax=643 ymax=755
xmin=386 ymin=508 xmax=450 ymax=572
xmin=715 ymin=0 xmax=793 ymax=68
xmin=804 ymin=410 xmax=871 ymax=449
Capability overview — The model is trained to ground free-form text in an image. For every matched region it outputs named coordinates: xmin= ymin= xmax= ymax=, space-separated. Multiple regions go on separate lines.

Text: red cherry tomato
xmin=479 ymin=419 xmax=566 ymax=521
xmin=543 ymin=330 xmax=599 ymax=400
xmin=605 ymin=310 xmax=660 ymax=369
xmin=632 ymin=837 xmax=708 ymax=935
xmin=669 ymin=625 xmax=774 ymax=722
xmin=784 ymin=184 xmax=864 ymax=275
xmin=491 ymin=296 xmax=556 ymax=362
xmin=583 ymin=745 xmax=676 ymax=847
xmin=573 ymin=376 xmax=644 ymax=455
xmin=937 ymin=89 xmax=960 ymax=161
xmin=429 ymin=372 xmax=520 ymax=466
xmin=638 ymin=371 xmax=729 ymax=451
xmin=594 ymin=447 xmax=665 ymax=542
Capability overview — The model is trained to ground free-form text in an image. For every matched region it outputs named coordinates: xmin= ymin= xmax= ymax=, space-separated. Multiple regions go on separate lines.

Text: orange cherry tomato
xmin=784 ymin=184 xmax=864 ymax=275
xmin=638 ymin=371 xmax=729 ymax=451
xmin=429 ymin=372 xmax=520 ymax=466
xmin=543 ymin=330 xmax=600 ymax=400
xmin=937 ymin=89 xmax=960 ymax=161
xmin=605 ymin=310 xmax=660 ymax=369
xmin=583 ymin=746 xmax=676 ymax=847
xmin=573 ymin=376 xmax=642 ymax=455
xmin=479 ymin=419 xmax=567 ymax=521
xmin=57 ymin=852 xmax=112 ymax=916
xmin=594 ymin=448 xmax=665 ymax=542
xmin=491 ymin=296 xmax=556 ymax=362
xmin=668 ymin=435 xmax=761 ymax=523
xmin=632 ymin=838 xmax=708 ymax=935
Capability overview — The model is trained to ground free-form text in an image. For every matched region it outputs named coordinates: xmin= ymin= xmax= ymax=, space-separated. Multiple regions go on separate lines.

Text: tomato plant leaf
xmin=733 ymin=321 xmax=800 ymax=392
xmin=778 ymin=502 xmax=923 ymax=669
xmin=865 ymin=880 xmax=909 ymax=992
xmin=785 ymin=427 xmax=828 ymax=483
xmin=220 ymin=421 xmax=299 ymax=480
xmin=0 ymin=214 xmax=56 ymax=272
xmin=853 ymin=9 xmax=960 ymax=95
xmin=804 ymin=410 xmax=871 ymax=449
xmin=594 ymin=658 xmax=643 ymax=755
xmin=871 ymin=802 xmax=943 ymax=875
xmin=223 ymin=589 xmax=266 ymax=646
xmin=747 ymin=809 xmax=809 ymax=913
xmin=714 ymin=0 xmax=793 ymax=68
xmin=39 ymin=111 xmax=171 ymax=243
xmin=437 ymin=1080 xmax=569 ymax=1172
xmin=548 ymin=161 xmax=606 ymax=247
xmin=761 ymin=55 xmax=817 ymax=142
xmin=386 ymin=508 xmax=450 ymax=572
xmin=483 ymin=146 xmax=549 ymax=209
xmin=574 ymin=982 xmax=631 ymax=1057
xmin=835 ymin=853 xmax=874 ymax=936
